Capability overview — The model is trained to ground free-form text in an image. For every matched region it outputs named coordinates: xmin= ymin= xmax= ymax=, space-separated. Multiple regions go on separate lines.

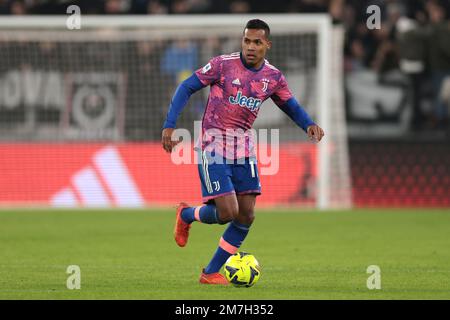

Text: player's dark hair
xmin=244 ymin=19 xmax=270 ymax=38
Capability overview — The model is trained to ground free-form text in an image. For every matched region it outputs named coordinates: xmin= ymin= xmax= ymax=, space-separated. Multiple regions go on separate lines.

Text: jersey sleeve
xmin=194 ymin=56 xmax=222 ymax=86
xmin=270 ymin=73 xmax=294 ymax=107
xmin=162 ymin=73 xmax=205 ymax=129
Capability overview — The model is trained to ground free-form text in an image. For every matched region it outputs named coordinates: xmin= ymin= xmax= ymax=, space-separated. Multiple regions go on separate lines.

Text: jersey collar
xmin=240 ymin=52 xmax=265 ymax=72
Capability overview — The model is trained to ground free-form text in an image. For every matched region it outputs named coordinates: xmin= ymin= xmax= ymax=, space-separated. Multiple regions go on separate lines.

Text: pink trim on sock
xmin=194 ymin=206 xmax=203 ymax=222
xmin=219 ymin=237 xmax=238 ymax=255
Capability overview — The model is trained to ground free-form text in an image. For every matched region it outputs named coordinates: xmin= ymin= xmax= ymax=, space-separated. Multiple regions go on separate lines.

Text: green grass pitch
xmin=0 ymin=208 xmax=449 ymax=299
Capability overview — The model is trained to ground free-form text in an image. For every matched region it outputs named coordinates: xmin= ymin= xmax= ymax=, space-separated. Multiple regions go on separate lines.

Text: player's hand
xmin=307 ymin=124 xmax=324 ymax=143
xmin=161 ymin=128 xmax=181 ymax=153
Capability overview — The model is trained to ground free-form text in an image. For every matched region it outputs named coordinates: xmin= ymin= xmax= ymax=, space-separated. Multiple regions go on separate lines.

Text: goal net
xmin=0 ymin=14 xmax=351 ymax=209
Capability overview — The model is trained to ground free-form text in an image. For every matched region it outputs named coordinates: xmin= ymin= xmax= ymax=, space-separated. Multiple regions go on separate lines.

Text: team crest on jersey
xmin=261 ymin=78 xmax=270 ymax=92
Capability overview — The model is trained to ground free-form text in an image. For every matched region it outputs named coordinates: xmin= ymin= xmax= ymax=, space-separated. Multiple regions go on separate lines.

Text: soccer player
xmin=162 ymin=19 xmax=324 ymax=285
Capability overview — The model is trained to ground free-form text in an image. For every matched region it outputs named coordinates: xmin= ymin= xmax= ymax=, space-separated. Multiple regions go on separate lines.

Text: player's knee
xmin=245 ymin=213 xmax=255 ymax=225
xmin=217 ymin=207 xmax=238 ymax=224
xmin=237 ymin=212 xmax=255 ymax=226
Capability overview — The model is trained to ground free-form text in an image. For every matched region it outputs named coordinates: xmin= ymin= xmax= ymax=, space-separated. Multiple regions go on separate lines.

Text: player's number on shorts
xmin=250 ymin=161 xmax=256 ymax=178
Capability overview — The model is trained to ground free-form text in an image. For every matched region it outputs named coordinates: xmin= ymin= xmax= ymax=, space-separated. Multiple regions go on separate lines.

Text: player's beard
xmin=244 ymin=53 xmax=263 ymax=68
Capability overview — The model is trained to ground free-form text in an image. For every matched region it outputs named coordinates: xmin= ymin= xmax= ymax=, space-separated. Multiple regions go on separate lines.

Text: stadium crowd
xmin=0 ymin=0 xmax=449 ymax=132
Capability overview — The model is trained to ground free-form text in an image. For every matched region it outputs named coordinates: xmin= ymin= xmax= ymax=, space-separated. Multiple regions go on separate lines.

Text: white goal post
xmin=0 ymin=14 xmax=351 ymax=209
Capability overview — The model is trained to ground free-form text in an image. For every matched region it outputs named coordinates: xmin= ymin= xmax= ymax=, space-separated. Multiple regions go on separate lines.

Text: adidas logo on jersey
xmin=232 ymin=78 xmax=241 ymax=86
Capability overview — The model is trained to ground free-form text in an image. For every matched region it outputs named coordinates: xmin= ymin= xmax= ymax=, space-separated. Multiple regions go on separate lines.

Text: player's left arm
xmin=271 ymin=74 xmax=324 ymax=142
xmin=279 ymin=98 xmax=324 ymax=142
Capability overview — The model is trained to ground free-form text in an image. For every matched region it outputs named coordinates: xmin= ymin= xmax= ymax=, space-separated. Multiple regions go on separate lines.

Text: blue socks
xmin=204 ymin=221 xmax=250 ymax=274
xmin=180 ymin=205 xmax=252 ymax=274
xmin=181 ymin=204 xmax=220 ymax=224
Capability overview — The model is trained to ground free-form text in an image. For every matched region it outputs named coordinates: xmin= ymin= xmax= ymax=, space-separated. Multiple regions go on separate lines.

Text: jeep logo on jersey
xmin=229 ymin=91 xmax=262 ymax=112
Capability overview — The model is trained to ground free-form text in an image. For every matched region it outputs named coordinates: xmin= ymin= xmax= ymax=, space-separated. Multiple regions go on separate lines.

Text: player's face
xmin=242 ymin=28 xmax=271 ymax=68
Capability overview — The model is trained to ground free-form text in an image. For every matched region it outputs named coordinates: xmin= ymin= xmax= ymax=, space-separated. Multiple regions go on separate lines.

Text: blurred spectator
xmin=130 ymin=0 xmax=167 ymax=14
xmin=9 ymin=0 xmax=27 ymax=14
xmin=288 ymin=0 xmax=328 ymax=13
xmin=104 ymin=0 xmax=128 ymax=14
xmin=397 ymin=17 xmax=428 ymax=130
xmin=346 ymin=38 xmax=365 ymax=71
xmin=329 ymin=0 xmax=344 ymax=24
xmin=126 ymin=39 xmax=167 ymax=139
xmin=370 ymin=23 xmax=399 ymax=73
xmin=200 ymin=36 xmax=221 ymax=63
xmin=30 ymin=0 xmax=73 ymax=14
xmin=160 ymin=38 xmax=203 ymax=129
xmin=206 ymin=0 xmax=229 ymax=13
xmin=169 ymin=0 xmax=190 ymax=14
xmin=161 ymin=39 xmax=198 ymax=83
xmin=425 ymin=0 xmax=450 ymax=129
xmin=37 ymin=41 xmax=60 ymax=70
xmin=386 ymin=0 xmax=405 ymax=25
xmin=188 ymin=0 xmax=210 ymax=13
xmin=229 ymin=0 xmax=250 ymax=14
xmin=0 ymin=0 xmax=8 ymax=14
xmin=147 ymin=0 xmax=168 ymax=14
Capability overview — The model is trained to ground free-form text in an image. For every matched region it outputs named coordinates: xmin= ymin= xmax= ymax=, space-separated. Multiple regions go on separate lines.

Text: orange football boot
xmin=199 ymin=269 xmax=229 ymax=285
xmin=174 ymin=202 xmax=191 ymax=247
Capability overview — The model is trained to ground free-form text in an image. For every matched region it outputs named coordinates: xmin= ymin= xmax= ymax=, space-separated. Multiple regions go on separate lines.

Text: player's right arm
xmin=162 ymin=73 xmax=205 ymax=152
xmin=162 ymin=56 xmax=223 ymax=153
